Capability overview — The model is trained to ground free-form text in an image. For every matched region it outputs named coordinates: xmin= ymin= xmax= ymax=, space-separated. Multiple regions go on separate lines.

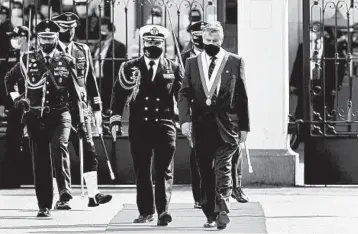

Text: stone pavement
xmin=1 ymin=186 xmax=358 ymax=233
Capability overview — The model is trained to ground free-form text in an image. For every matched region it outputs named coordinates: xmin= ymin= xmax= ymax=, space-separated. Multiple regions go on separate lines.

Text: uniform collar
xmin=59 ymin=41 xmax=74 ymax=54
xmin=144 ymin=55 xmax=160 ymax=69
xmin=41 ymin=49 xmax=56 ymax=59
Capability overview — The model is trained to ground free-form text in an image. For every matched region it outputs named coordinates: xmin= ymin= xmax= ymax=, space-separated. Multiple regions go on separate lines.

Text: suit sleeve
xmin=178 ymin=59 xmax=193 ymax=125
xmin=236 ymin=58 xmax=250 ymax=132
xmin=5 ymin=62 xmax=22 ymax=100
xmin=109 ymin=62 xmax=132 ymax=121
xmin=84 ymin=45 xmax=102 ymax=111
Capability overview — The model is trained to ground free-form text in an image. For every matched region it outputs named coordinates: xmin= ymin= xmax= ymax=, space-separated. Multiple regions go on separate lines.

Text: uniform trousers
xmin=129 ymin=120 xmax=176 ymax=216
xmin=193 ymin=117 xmax=237 ymax=220
xmin=54 ymin=107 xmax=98 ymax=200
xmin=27 ymin=110 xmax=72 ymax=210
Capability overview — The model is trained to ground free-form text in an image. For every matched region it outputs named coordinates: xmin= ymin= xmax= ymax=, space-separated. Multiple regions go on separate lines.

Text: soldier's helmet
xmin=36 ymin=20 xmax=60 ymax=54
xmin=139 ymin=24 xmax=170 ymax=42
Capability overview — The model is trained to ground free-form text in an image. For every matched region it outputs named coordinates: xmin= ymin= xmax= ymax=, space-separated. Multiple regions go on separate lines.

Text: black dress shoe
xmin=37 ymin=208 xmax=51 ymax=217
xmin=157 ymin=212 xmax=172 ymax=226
xmin=216 ymin=211 xmax=230 ymax=230
xmin=133 ymin=214 xmax=154 ymax=223
xmin=95 ymin=193 xmax=112 ymax=204
xmin=54 ymin=200 xmax=71 ymax=210
xmin=231 ymin=187 xmax=249 ymax=203
xmin=88 ymin=198 xmax=100 ymax=207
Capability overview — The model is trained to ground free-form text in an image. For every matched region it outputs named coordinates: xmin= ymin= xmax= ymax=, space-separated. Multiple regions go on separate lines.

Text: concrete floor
xmin=1 ymin=186 xmax=358 ymax=233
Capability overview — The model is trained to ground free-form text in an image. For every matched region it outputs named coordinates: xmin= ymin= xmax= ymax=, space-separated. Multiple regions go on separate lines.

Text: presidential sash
xmin=197 ymin=53 xmax=229 ymax=106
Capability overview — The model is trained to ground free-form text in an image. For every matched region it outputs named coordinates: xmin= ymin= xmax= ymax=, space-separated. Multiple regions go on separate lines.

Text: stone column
xmin=237 ymin=0 xmax=300 ymax=185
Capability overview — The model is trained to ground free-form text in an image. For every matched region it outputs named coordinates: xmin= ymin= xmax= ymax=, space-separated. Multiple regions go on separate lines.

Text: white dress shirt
xmin=144 ymin=56 xmax=160 ymax=81
xmin=201 ymin=48 xmax=225 ymax=95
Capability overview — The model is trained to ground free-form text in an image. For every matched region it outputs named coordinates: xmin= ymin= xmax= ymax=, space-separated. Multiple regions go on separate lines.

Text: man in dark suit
xmin=52 ymin=12 xmax=112 ymax=209
xmin=94 ymin=17 xmax=126 ymax=114
xmin=181 ymin=20 xmax=208 ymax=210
xmin=178 ymin=21 xmax=250 ymax=230
xmin=110 ymin=25 xmax=183 ymax=226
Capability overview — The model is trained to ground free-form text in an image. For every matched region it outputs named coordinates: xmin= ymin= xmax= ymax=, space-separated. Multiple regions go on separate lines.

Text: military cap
xmin=35 ymin=20 xmax=60 ymax=38
xmin=0 ymin=6 xmax=9 ymax=15
xmin=52 ymin=12 xmax=79 ymax=29
xmin=7 ymin=26 xmax=29 ymax=38
xmin=139 ymin=25 xmax=169 ymax=41
xmin=187 ymin=21 xmax=208 ymax=33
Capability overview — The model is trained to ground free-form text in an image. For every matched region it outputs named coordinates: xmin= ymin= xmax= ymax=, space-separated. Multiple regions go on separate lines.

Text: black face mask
xmin=59 ymin=30 xmax=74 ymax=43
xmin=41 ymin=43 xmax=57 ymax=54
xmin=144 ymin=46 xmax=163 ymax=59
xmin=204 ymin=44 xmax=220 ymax=57
xmin=192 ymin=35 xmax=204 ymax=50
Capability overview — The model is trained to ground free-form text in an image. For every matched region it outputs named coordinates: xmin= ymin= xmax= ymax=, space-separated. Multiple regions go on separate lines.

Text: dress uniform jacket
xmin=111 ymin=56 xmax=182 ymax=123
xmin=57 ymin=42 xmax=101 ymax=112
xmin=5 ymin=50 xmax=79 ymax=114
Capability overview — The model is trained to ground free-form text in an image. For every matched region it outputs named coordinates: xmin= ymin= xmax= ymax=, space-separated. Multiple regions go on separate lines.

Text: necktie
xmin=148 ymin=60 xmax=155 ymax=81
xmin=65 ymin=46 xmax=69 ymax=54
xmin=208 ymin=56 xmax=217 ymax=80
xmin=45 ymin=56 xmax=51 ymax=66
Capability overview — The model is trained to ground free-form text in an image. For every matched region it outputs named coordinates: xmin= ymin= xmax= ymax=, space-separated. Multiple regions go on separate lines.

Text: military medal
xmin=206 ymin=98 xmax=212 ymax=106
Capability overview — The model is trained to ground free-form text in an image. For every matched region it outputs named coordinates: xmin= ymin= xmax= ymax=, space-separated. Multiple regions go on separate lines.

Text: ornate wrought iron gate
xmin=302 ymin=0 xmax=358 ymax=184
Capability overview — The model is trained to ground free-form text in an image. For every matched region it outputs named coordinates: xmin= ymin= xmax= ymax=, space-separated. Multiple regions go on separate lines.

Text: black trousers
xmin=129 ymin=120 xmax=176 ymax=216
xmin=27 ymin=110 xmax=72 ymax=210
xmin=190 ymin=148 xmax=201 ymax=203
xmin=194 ymin=119 xmax=237 ymax=220
xmin=54 ymin=108 xmax=99 ymax=200
xmin=232 ymin=146 xmax=243 ymax=189
xmin=1 ymin=109 xmax=24 ymax=188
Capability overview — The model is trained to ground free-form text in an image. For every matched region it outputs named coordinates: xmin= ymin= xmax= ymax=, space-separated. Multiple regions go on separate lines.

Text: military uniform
xmin=4 ymin=20 xmax=82 ymax=217
xmin=52 ymin=12 xmax=112 ymax=208
xmin=110 ymin=25 xmax=183 ymax=225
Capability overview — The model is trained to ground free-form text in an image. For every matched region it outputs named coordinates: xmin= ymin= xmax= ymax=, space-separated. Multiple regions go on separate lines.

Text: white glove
xmin=181 ymin=122 xmax=192 ymax=138
xmin=93 ymin=111 xmax=103 ymax=134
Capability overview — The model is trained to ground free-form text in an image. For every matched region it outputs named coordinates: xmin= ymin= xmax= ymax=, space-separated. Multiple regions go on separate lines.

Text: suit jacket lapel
xmin=218 ymin=55 xmax=233 ymax=97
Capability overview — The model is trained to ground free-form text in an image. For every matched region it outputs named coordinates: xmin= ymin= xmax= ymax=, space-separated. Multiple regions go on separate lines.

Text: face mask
xmin=76 ymin=6 xmax=87 ymax=18
xmin=144 ymin=46 xmax=163 ymax=59
xmin=204 ymin=44 xmax=220 ymax=57
xmin=12 ymin=9 xmax=22 ymax=17
xmin=10 ymin=39 xmax=21 ymax=49
xmin=59 ymin=30 xmax=74 ymax=43
xmin=41 ymin=42 xmax=57 ymax=54
xmin=192 ymin=35 xmax=204 ymax=50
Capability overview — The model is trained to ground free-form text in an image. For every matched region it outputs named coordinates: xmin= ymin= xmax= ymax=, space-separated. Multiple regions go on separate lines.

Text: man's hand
xmin=239 ymin=131 xmax=248 ymax=143
xmin=110 ymin=115 xmax=122 ymax=140
xmin=93 ymin=111 xmax=103 ymax=134
xmin=181 ymin=122 xmax=192 ymax=138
